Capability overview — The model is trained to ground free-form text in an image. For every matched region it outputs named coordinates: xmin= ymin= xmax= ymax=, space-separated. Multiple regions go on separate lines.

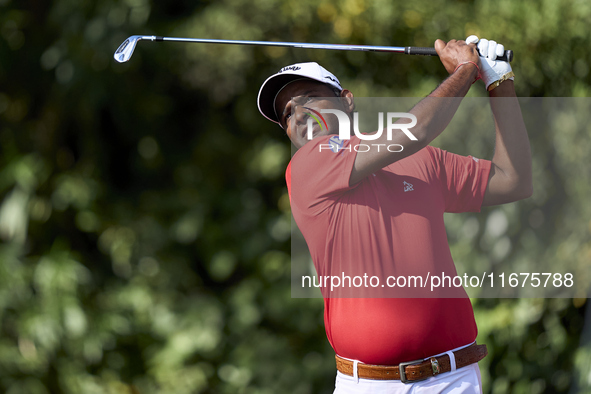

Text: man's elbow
xmin=519 ymin=184 xmax=533 ymax=200
xmin=500 ymin=175 xmax=533 ymax=203
xmin=512 ymin=179 xmax=533 ymax=201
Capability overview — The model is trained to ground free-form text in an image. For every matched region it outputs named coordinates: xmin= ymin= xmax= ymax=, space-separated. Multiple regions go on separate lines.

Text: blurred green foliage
xmin=0 ymin=0 xmax=590 ymax=393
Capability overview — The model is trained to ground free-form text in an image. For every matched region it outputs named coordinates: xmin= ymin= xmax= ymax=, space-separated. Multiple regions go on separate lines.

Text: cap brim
xmin=257 ymin=74 xmax=316 ymax=126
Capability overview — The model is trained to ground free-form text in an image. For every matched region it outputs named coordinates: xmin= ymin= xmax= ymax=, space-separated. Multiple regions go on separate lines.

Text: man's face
xmin=274 ymin=80 xmax=352 ymax=149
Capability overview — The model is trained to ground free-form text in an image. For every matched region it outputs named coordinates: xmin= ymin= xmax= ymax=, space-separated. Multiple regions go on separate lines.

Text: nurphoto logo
xmin=305 ymin=108 xmax=418 ymax=153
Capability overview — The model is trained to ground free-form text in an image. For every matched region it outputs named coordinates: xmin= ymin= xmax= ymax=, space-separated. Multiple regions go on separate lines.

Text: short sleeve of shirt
xmin=428 ymin=146 xmax=492 ymax=213
xmin=287 ymin=136 xmax=360 ymax=215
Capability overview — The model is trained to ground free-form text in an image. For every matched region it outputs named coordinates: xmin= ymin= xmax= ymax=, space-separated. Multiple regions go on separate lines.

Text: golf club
xmin=114 ymin=35 xmax=514 ymax=63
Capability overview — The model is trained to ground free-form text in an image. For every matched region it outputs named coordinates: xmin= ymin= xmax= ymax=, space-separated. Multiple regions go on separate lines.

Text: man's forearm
xmin=484 ymin=81 xmax=533 ymax=204
xmin=429 ymin=64 xmax=476 ymax=98
xmin=349 ymin=66 xmax=477 ymax=185
xmin=408 ymin=64 xmax=478 ymax=145
xmin=349 ymin=39 xmax=481 ymax=185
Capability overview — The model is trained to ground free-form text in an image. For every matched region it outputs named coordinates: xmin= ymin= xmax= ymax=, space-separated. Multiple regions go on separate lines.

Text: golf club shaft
xmin=114 ymin=35 xmax=513 ymax=63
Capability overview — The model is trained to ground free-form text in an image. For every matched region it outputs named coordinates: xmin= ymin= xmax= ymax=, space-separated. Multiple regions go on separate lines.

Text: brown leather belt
xmin=335 ymin=343 xmax=487 ymax=383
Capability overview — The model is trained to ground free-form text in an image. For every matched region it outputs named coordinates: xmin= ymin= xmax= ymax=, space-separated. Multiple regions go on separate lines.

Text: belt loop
xmin=445 ymin=351 xmax=456 ymax=372
xmin=352 ymin=360 xmax=359 ymax=383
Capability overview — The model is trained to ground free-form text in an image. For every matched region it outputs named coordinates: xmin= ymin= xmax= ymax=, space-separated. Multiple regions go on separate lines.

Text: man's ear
xmin=340 ymin=89 xmax=355 ymax=113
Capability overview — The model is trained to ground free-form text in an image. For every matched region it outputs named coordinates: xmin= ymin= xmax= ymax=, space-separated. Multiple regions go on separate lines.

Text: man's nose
xmin=292 ymin=105 xmax=309 ymax=126
xmin=289 ymin=105 xmax=310 ymax=128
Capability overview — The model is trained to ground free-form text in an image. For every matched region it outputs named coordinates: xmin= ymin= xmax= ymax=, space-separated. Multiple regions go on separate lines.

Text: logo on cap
xmin=279 ymin=66 xmax=301 ymax=73
xmin=325 ymin=75 xmax=340 ymax=86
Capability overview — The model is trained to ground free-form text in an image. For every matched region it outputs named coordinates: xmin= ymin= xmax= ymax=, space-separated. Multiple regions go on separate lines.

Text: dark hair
xmin=327 ymin=84 xmax=354 ymax=112
xmin=328 ymin=85 xmax=342 ymax=97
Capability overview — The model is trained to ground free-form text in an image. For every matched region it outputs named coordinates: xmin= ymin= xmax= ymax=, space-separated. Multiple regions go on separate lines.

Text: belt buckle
xmin=399 ymin=358 xmax=426 ymax=384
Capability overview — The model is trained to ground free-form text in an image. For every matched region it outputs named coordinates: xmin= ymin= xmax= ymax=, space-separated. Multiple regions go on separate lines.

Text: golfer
xmin=257 ymin=36 xmax=531 ymax=393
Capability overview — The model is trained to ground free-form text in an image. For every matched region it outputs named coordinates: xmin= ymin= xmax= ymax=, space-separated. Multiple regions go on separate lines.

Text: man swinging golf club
xmin=257 ymin=36 xmax=532 ymax=393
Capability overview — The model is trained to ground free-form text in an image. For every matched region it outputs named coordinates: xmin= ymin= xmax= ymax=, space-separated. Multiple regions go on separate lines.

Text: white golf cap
xmin=257 ymin=62 xmax=342 ymax=126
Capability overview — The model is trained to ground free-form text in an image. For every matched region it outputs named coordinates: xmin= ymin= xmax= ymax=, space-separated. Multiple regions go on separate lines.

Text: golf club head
xmin=114 ymin=36 xmax=156 ymax=63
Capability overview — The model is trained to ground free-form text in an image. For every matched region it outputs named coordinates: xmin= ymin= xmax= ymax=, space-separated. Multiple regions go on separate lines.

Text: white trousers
xmin=333 ymin=343 xmax=482 ymax=394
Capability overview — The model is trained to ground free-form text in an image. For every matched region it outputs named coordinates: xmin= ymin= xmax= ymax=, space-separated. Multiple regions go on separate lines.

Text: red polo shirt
xmin=287 ymin=135 xmax=492 ymax=365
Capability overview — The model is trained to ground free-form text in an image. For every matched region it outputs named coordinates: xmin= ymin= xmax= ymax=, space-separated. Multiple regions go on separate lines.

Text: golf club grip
xmin=405 ymin=46 xmax=513 ymax=62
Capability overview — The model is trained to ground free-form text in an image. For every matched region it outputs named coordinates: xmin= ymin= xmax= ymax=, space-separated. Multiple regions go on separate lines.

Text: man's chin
xmin=311 ymin=130 xmax=333 ymax=139
xmin=294 ymin=130 xmax=333 ymax=149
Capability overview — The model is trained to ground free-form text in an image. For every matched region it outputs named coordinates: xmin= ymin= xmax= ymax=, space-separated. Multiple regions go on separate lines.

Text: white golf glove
xmin=466 ymin=35 xmax=514 ymax=91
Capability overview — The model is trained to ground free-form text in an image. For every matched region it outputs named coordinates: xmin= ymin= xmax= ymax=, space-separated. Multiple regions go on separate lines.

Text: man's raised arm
xmin=350 ymin=39 xmax=481 ymax=186
xmin=476 ymin=38 xmax=532 ymax=205
xmin=481 ymin=81 xmax=532 ymax=205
